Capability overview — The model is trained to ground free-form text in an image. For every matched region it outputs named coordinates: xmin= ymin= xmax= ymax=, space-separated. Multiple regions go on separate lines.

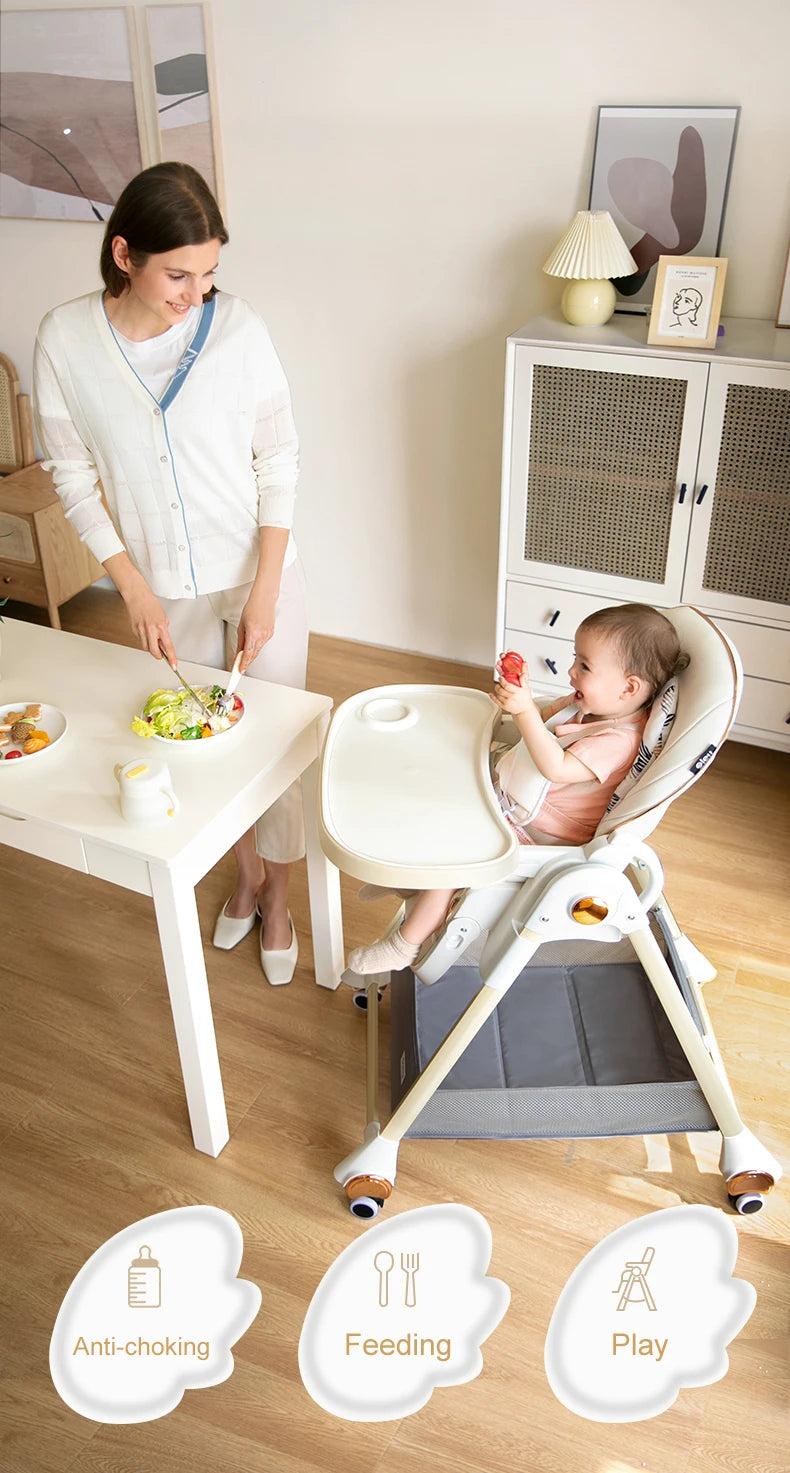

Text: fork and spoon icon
xmin=374 ymin=1250 xmax=420 ymax=1307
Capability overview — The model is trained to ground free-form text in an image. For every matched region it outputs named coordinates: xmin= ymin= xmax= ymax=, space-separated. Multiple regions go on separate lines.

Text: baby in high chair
xmin=347 ymin=603 xmax=688 ymax=976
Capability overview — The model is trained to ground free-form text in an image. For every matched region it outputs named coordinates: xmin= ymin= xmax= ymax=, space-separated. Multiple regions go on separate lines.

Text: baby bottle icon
xmin=127 ymin=1245 xmax=161 ymax=1308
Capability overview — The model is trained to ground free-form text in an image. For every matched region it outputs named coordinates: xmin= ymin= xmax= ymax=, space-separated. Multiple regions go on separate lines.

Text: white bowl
xmin=135 ymin=690 xmax=245 ymax=748
xmin=0 ymin=700 xmax=68 ymax=765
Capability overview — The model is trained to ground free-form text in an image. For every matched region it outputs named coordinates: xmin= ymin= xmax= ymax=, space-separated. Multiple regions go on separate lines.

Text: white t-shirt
xmin=109 ymin=307 xmax=199 ymax=401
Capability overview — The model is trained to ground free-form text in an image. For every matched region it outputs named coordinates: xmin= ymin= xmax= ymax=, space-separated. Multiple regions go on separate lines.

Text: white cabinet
xmin=497 ymin=316 xmax=790 ymax=750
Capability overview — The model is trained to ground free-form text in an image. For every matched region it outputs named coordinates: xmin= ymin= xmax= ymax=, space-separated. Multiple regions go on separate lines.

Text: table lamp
xmin=542 ymin=210 xmax=638 ymax=325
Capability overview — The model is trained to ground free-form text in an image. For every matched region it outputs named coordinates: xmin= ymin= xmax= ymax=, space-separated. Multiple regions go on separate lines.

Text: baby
xmin=348 ymin=603 xmax=688 ymax=976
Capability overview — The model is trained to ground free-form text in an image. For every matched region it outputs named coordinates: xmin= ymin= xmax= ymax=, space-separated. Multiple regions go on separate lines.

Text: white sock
xmin=348 ymin=927 xmax=420 ymax=975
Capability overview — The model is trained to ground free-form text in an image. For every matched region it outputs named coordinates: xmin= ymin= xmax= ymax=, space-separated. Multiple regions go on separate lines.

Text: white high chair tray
xmin=319 ymin=685 xmax=518 ymax=888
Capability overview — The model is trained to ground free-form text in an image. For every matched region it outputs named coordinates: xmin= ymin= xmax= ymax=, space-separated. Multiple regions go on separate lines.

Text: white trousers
xmin=161 ymin=559 xmax=309 ymax=863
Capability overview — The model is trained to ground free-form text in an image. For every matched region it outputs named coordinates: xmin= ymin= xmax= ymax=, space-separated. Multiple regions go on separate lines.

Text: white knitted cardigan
xmin=34 ymin=290 xmax=299 ymax=599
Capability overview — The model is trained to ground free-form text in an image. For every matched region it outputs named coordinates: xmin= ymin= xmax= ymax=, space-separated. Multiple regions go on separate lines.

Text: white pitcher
xmin=114 ymin=758 xmax=179 ymax=825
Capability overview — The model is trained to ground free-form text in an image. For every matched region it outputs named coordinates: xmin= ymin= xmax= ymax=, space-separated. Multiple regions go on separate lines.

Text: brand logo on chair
xmin=690 ymin=744 xmax=717 ymax=775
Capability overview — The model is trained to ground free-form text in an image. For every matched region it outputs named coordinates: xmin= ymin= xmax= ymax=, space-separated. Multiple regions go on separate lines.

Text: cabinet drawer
xmin=505 ymin=582 xmax=625 ymax=642
xmin=0 ymin=811 xmax=88 ymax=870
xmin=713 ymin=619 xmax=790 ymax=683
xmin=0 ymin=558 xmax=47 ymax=603
xmin=503 ymin=628 xmax=573 ymax=692
xmin=736 ymin=677 xmax=790 ymax=737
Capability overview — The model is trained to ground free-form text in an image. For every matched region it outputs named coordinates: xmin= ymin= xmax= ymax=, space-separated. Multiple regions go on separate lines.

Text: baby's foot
xmin=347 ymin=928 xmax=420 ymax=975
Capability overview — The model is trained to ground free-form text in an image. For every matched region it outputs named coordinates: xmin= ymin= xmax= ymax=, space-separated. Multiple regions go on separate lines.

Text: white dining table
xmin=0 ymin=618 xmax=344 ymax=1156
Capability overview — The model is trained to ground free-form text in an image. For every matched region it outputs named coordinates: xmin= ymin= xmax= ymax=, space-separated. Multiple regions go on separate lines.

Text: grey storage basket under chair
xmin=391 ymin=918 xmax=717 ymax=1141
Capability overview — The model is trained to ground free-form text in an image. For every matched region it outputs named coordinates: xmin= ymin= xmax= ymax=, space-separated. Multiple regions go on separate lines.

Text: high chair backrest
xmin=596 ymin=606 xmax=743 ymax=842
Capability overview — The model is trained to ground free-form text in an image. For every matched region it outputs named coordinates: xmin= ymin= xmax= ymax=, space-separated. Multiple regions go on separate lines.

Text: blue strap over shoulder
xmin=159 ymin=294 xmax=216 ymax=412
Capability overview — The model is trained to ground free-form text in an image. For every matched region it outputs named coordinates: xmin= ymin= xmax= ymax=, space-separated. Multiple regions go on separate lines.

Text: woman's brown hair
xmin=100 ymin=162 xmax=229 ymax=298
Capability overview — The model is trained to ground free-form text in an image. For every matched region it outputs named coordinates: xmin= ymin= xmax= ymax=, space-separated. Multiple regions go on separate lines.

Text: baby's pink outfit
xmin=495 ymin=709 xmax=648 ymax=845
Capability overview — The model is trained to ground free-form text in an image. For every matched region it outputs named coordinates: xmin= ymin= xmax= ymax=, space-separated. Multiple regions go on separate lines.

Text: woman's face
xmin=112 ymin=238 xmax=221 ymax=329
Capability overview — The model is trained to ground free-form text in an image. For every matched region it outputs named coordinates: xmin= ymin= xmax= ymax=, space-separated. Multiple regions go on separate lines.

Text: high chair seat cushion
xmin=597 ymin=606 xmax=742 ymax=836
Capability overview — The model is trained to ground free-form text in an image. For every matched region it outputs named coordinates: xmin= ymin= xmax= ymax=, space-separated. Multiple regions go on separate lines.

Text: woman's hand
xmin=236 ymin=586 xmax=277 ymax=671
xmin=126 ymin=584 xmax=176 ymax=665
xmin=104 ymin=552 xmax=176 ymax=664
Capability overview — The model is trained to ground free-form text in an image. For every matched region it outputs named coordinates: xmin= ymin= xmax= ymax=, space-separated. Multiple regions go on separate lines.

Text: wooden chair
xmin=0 ymin=354 xmax=104 ymax=628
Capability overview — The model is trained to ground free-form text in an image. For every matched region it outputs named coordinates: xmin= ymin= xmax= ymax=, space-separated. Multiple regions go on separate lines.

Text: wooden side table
xmin=0 ymin=462 xmax=104 ymax=627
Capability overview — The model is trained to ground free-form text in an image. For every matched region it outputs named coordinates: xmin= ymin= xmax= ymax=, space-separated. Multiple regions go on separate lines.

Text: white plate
xmin=135 ymin=689 xmax=245 ymax=747
xmin=0 ymin=700 xmax=68 ymax=765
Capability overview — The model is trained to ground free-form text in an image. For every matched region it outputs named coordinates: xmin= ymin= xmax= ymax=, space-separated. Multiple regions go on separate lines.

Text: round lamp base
xmin=560 ymin=278 xmax=617 ymax=326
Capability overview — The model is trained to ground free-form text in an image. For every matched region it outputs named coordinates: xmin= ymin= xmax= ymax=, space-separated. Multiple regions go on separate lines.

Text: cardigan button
xmin=160 ymin=454 xmax=168 ymax=463
xmin=153 ymin=407 xmax=161 ymax=416
xmin=171 ymin=502 xmax=178 ymax=509
xmin=184 ymin=584 xmax=192 ymax=592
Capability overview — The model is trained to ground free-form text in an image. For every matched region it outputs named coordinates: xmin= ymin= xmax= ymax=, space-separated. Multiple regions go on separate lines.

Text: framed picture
xmin=0 ymin=6 xmax=147 ymax=221
xmin=647 ymin=256 xmax=728 ymax=349
xmin=589 ymin=105 xmax=740 ymax=313
xmin=777 ymin=241 xmax=790 ymax=329
xmin=142 ymin=4 xmax=224 ymax=208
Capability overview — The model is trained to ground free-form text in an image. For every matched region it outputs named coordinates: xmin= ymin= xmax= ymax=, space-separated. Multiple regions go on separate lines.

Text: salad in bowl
xmin=132 ymin=685 xmax=244 ymax=743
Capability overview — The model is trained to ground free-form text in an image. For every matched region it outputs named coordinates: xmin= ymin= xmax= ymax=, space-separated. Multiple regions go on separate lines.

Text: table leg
xmin=149 ymin=865 xmax=230 ymax=1156
xmin=302 ymin=735 xmax=344 ymax=991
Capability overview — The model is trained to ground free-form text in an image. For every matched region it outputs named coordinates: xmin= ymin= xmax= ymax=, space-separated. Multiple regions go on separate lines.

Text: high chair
xmin=318 ymin=607 xmax=782 ymax=1220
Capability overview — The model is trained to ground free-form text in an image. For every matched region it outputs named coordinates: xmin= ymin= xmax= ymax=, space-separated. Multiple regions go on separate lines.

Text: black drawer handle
xmin=548 ymin=609 xmax=560 ymax=627
xmin=696 ymin=484 xmax=708 ymax=505
xmin=545 ymin=658 xmax=558 ymax=675
xmin=678 ymin=483 xmax=687 ymax=504
xmin=785 ymin=714 xmax=790 ymax=725
xmin=2 ymin=576 xmax=11 ymax=584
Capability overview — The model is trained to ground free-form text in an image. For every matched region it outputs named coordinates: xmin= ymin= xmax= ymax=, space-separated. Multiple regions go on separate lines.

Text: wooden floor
xmin=2 ymin=587 xmax=789 ymax=1473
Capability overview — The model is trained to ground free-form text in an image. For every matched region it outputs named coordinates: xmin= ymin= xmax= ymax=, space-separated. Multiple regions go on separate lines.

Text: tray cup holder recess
xmin=359 ymin=698 xmax=419 ymax=732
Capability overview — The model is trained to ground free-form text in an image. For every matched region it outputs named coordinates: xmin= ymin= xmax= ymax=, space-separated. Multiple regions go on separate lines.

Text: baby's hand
xmin=492 ymin=653 xmax=534 ymax=715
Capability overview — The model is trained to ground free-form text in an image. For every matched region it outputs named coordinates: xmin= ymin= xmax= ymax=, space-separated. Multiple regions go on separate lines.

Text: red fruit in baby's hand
xmin=499 ymin=650 xmax=525 ymax=683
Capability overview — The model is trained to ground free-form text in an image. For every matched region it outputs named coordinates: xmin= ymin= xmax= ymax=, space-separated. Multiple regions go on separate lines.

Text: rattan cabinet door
xmin=682 ymin=363 xmax=790 ymax=623
xmin=505 ymin=345 xmax=708 ymax=602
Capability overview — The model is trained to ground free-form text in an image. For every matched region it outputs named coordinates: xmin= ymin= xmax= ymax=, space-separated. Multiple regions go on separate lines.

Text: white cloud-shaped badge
xmin=544 ymin=1204 xmax=756 ymax=1422
xmin=299 ymin=1204 xmax=509 ymax=1421
xmin=50 ymin=1206 xmax=261 ymax=1423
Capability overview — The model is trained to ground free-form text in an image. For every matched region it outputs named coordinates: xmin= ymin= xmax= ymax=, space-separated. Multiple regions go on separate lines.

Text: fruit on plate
xmin=499 ymin=649 xmax=525 ymax=683
xmin=23 ymin=730 xmax=51 ymax=754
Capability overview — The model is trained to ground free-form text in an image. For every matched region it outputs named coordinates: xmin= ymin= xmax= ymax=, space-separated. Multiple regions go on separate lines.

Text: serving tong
xmin=215 ymin=650 xmax=244 ymax=717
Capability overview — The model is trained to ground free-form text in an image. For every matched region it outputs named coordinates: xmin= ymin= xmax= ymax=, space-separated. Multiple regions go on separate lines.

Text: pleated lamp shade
xmin=542 ymin=210 xmax=638 ymax=326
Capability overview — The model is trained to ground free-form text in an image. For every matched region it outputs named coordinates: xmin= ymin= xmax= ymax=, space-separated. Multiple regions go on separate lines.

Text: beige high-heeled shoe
xmin=212 ymin=897 xmax=258 ymax=949
xmin=259 ymin=910 xmax=298 ymax=986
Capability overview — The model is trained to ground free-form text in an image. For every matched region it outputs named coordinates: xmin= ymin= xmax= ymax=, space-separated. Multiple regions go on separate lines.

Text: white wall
xmin=2 ymin=0 xmax=789 ymax=663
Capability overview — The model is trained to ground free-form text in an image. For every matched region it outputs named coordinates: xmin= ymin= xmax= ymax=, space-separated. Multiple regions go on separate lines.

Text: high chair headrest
xmin=597 ymin=606 xmax=743 ymax=838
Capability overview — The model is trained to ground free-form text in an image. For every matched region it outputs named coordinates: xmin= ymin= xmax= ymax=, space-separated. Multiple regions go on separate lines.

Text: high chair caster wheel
xmin=726 ymin=1170 xmax=773 ymax=1214
xmin=352 ymin=988 xmax=383 ymax=1011
xmin=345 ymin=1174 xmax=393 ymax=1219
xmin=730 ymin=1192 xmax=766 ymax=1215
xmin=349 ymin=1195 xmax=383 ymax=1220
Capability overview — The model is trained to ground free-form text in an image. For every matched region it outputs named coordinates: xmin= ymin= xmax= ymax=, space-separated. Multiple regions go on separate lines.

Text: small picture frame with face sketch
xmin=647 ymin=255 xmax=728 ymax=349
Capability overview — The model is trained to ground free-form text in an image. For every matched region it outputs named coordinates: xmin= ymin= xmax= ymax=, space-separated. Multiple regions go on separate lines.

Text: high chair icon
xmin=318 ymin=607 xmax=783 ymax=1221
xmin=613 ymin=1247 xmax=656 ymax=1312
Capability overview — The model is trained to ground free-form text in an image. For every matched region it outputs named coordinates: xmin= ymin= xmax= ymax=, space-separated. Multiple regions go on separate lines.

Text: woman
xmin=34 ymin=162 xmax=307 ymax=984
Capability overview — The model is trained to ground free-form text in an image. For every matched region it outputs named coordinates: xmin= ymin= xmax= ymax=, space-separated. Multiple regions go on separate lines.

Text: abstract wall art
xmin=144 ymin=4 xmax=223 ymax=207
xmin=588 ymin=105 xmax=740 ymax=313
xmin=0 ymin=7 xmax=146 ymax=222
